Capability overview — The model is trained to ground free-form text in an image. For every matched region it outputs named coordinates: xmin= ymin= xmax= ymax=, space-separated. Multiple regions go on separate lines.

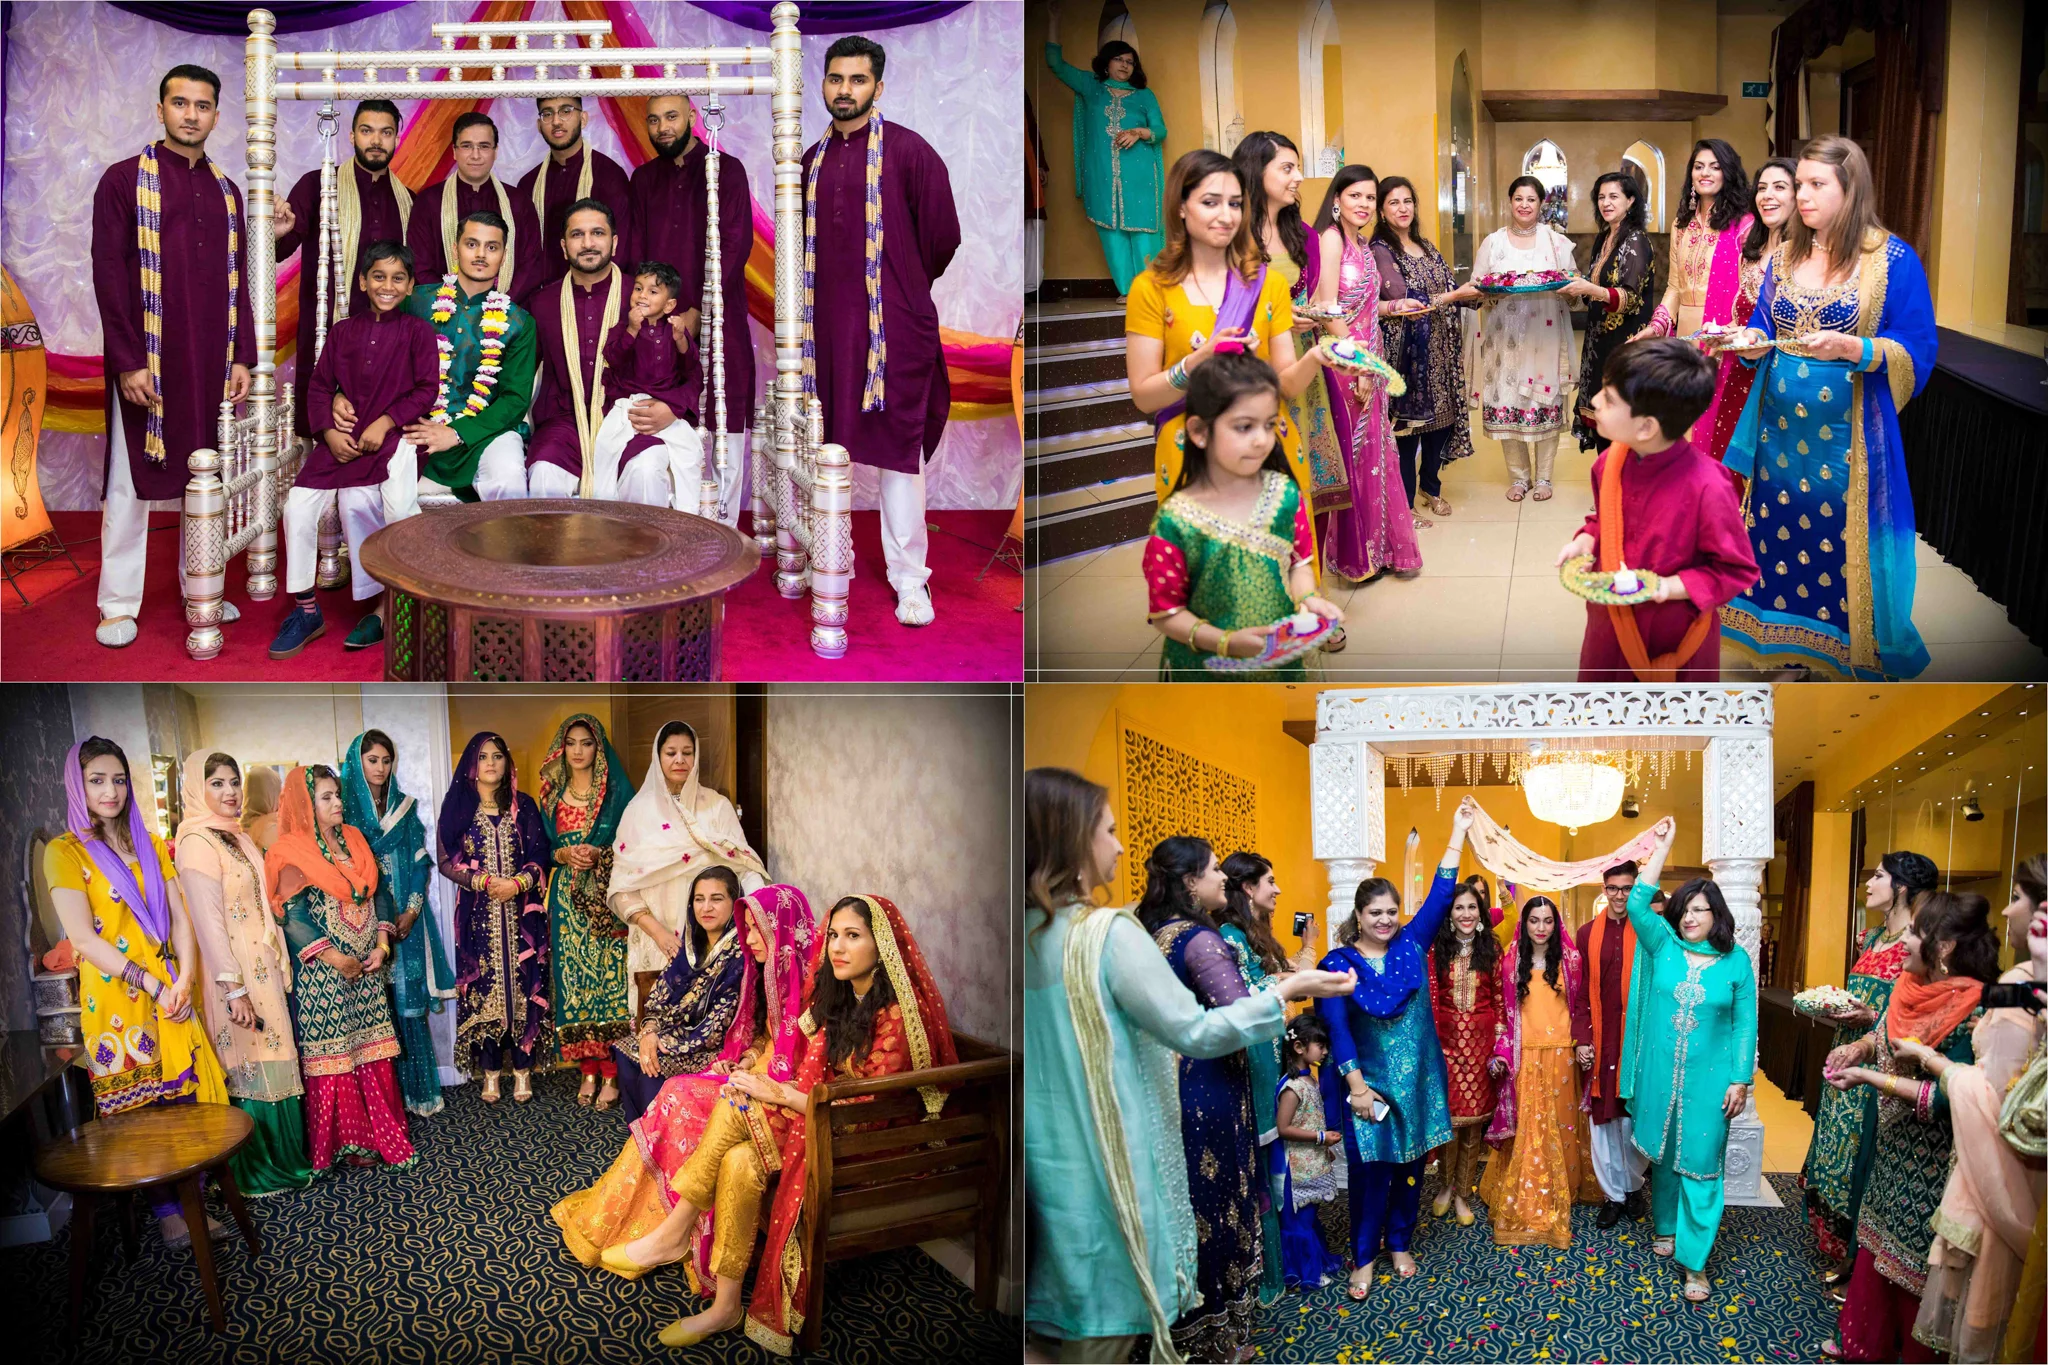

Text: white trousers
xmin=521 ymin=450 xmax=671 ymax=504
xmin=877 ymin=465 xmax=930 ymax=594
xmin=97 ymin=397 xmax=190 ymax=619
xmin=591 ymin=397 xmax=703 ymax=508
xmin=283 ymin=441 xmax=418 ymax=601
xmin=1589 ymin=1116 xmax=1649 ymax=1200
xmin=470 ymin=431 xmax=534 ymax=502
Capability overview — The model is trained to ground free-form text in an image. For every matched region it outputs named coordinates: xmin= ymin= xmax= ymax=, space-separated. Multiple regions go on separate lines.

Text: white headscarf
xmin=608 ymin=721 xmax=766 ymax=900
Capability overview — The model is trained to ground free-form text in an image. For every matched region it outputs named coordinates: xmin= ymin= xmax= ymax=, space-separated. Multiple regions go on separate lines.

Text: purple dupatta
xmin=65 ymin=740 xmax=172 ymax=947
xmin=1154 ymin=263 xmax=1267 ymax=431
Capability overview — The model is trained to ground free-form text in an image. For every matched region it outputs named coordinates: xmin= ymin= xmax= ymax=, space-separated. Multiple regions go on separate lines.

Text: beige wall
xmin=1696 ymin=13 xmax=1778 ymax=177
xmin=1929 ymin=0 xmax=2028 ymax=334
xmin=1494 ymin=121 xmax=1697 ymax=232
xmin=186 ymin=685 xmax=365 ymax=778
xmin=444 ymin=687 xmax=618 ymax=792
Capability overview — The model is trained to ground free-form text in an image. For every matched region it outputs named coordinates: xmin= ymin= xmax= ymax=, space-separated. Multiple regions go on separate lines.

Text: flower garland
xmin=427 ymin=275 xmax=511 ymax=424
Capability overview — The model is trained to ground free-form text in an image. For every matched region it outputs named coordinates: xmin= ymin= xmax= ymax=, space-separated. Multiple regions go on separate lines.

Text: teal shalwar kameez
xmin=1619 ymin=880 xmax=1758 ymax=1273
xmin=1044 ymin=44 xmax=1166 ymax=293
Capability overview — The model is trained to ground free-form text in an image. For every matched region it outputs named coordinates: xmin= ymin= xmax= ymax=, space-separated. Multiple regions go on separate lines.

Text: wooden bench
xmin=795 ymin=1029 xmax=1012 ymax=1353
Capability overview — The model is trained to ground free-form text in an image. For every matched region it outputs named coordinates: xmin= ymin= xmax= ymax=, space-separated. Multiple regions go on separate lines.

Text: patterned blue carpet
xmin=10 ymin=1070 xmax=1014 ymax=1364
xmin=1244 ymin=1173 xmax=1839 ymax=1364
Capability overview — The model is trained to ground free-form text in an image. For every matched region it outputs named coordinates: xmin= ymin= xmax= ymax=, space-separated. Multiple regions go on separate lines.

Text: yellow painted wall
xmin=1480 ymin=0 xmax=1653 ymax=90
xmin=1929 ymin=0 xmax=2027 ymax=333
xmin=1493 ymin=121 xmax=1696 ymax=232
xmin=1694 ymin=14 xmax=1778 ymax=178
xmin=1653 ymin=0 xmax=1720 ymax=95
xmin=1805 ymin=810 xmax=1856 ymax=987
xmin=445 ymin=687 xmax=617 ymax=792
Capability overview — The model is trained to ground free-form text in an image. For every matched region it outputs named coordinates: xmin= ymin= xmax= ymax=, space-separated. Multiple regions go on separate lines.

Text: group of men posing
xmin=89 ymin=35 xmax=962 ymax=659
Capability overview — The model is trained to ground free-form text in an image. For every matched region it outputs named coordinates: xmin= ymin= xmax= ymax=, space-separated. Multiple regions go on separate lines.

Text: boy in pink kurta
xmin=1558 ymin=338 xmax=1759 ymax=681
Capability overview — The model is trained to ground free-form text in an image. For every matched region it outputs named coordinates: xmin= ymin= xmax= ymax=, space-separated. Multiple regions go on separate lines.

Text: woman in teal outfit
xmin=1622 ymin=818 xmax=1759 ymax=1303
xmin=1218 ymin=851 xmax=1291 ymax=1308
xmin=1023 ymin=768 xmax=1355 ymax=1362
xmin=1043 ymin=4 xmax=1165 ymax=294
xmin=339 ymin=730 xmax=455 ymax=1118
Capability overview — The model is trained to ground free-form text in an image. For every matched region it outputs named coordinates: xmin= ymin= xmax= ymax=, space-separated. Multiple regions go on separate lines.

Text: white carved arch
xmin=1623 ymin=139 xmax=1665 ymax=231
xmin=1198 ymin=1 xmax=1244 ymax=154
xmin=1310 ymin=685 xmax=1776 ymax=1202
xmin=1298 ymin=0 xmax=1342 ymax=176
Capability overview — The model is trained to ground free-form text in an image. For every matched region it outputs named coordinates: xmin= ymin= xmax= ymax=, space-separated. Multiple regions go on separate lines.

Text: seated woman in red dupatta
xmin=552 ymin=883 xmax=810 ymax=1267
xmin=1481 ymin=896 xmax=1601 ymax=1247
xmin=600 ymin=894 xmax=957 ymax=1355
xmin=267 ymin=764 xmax=415 ymax=1171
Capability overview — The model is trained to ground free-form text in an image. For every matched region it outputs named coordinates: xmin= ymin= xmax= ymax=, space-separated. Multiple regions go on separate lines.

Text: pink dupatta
xmin=1485 ymin=917 xmax=1592 ymax=1145
xmin=624 ymin=884 xmax=818 ymax=1289
xmin=1690 ymin=213 xmax=1757 ymax=450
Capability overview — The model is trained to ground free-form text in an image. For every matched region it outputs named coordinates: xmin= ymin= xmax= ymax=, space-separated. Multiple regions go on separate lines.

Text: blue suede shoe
xmin=344 ymin=612 xmax=385 ymax=651
xmin=268 ymin=604 xmax=326 ymax=659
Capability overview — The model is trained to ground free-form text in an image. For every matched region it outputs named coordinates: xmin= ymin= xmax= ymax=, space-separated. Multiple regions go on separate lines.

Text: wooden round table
xmin=35 ymin=1103 xmax=261 ymax=1332
xmin=358 ymin=499 xmax=761 ymax=681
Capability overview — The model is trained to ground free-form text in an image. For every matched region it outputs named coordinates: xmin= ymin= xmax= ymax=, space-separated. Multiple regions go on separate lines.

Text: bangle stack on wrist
xmin=1166 ymin=358 xmax=1190 ymax=392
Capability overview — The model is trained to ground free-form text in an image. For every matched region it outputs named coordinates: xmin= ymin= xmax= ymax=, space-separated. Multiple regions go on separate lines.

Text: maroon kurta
xmin=629 ymin=139 xmax=754 ymax=430
xmin=526 ymin=272 xmax=674 ymax=478
xmin=602 ymin=319 xmax=696 ymax=420
xmin=800 ymin=118 xmax=961 ymax=473
xmin=1575 ymin=913 xmax=1631 ymax=1126
xmin=1576 ymin=436 xmax=1760 ymax=681
xmin=406 ymin=175 xmax=545 ymax=293
xmin=278 ymin=162 xmax=409 ymax=437
xmin=90 ymin=143 xmax=258 ymax=500
xmin=296 ymin=307 xmax=439 ymax=490
xmin=513 ymin=146 xmax=634 ymax=301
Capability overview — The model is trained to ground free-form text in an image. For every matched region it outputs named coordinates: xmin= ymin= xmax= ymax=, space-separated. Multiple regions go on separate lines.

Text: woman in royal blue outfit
xmin=1317 ymin=795 xmax=1472 ymax=1298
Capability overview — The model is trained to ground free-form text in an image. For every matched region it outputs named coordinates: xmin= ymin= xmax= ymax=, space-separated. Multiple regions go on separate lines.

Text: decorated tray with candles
xmin=1474 ymin=269 xmax=1574 ymax=295
xmin=1559 ymin=554 xmax=1661 ymax=606
xmin=1204 ymin=609 xmax=1338 ymax=673
xmin=1320 ymin=339 xmax=1407 ymax=395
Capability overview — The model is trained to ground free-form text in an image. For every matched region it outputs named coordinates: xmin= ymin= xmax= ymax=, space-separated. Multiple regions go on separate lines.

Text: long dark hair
xmin=1676 ymin=138 xmax=1750 ymax=234
xmin=1219 ymin=852 xmax=1288 ymax=975
xmin=1174 ymin=351 xmax=1293 ymax=493
xmin=1026 ymin=767 xmax=1109 ymax=933
xmin=1370 ymin=175 xmax=1435 ymax=257
xmin=1234 ymin=131 xmax=1308 ymax=269
xmin=1311 ymin=163 xmax=1377 ymax=237
xmin=811 ymin=896 xmax=900 ymax=1067
xmin=1434 ymin=879 xmax=1500 ymax=984
xmin=1743 ymin=157 xmax=1799 ymax=262
xmin=1913 ymin=892 xmax=2001 ymax=986
xmin=1091 ymin=39 xmax=1146 ymax=89
xmin=1513 ymin=895 xmax=1565 ymax=1002
xmin=1669 ymin=878 xmax=1738 ymax=954
xmin=1135 ymin=836 xmax=1217 ymax=935
xmin=1338 ymin=876 xmax=1399 ymax=947
xmin=471 ymin=734 xmax=512 ymax=809
xmin=686 ymin=864 xmax=744 ymax=964
xmin=1588 ymin=170 xmax=1646 ymax=265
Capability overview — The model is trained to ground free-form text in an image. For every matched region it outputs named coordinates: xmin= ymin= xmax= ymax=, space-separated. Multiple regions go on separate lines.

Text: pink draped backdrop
xmin=2 ymin=0 xmax=1021 ymax=511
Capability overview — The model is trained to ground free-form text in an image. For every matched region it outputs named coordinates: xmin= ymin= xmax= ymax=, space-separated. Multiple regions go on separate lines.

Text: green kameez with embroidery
xmin=1043 ymin=43 xmax=1165 ymax=293
xmin=1857 ymin=1006 xmax=1977 ymax=1293
xmin=1145 ymin=470 xmax=1314 ymax=680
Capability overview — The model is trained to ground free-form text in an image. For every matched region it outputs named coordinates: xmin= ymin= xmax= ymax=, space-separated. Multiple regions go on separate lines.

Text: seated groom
xmin=520 ymin=199 xmax=698 ymax=502
xmin=401 ymin=210 xmax=539 ymax=501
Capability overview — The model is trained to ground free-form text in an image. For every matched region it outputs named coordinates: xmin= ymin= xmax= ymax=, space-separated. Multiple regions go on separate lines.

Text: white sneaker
xmin=220 ymin=601 xmax=241 ymax=623
xmin=96 ymin=616 xmax=138 ymax=648
xmin=894 ymin=585 xmax=934 ymax=627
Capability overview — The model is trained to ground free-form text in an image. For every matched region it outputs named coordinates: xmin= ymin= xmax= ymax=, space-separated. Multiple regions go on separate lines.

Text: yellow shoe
xmin=1456 ymin=1204 xmax=1476 ymax=1227
xmin=658 ymin=1317 xmax=733 ymax=1349
xmin=599 ymin=1245 xmax=651 ymax=1278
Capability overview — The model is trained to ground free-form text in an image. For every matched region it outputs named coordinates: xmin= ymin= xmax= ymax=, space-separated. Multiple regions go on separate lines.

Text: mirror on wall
xmin=1448 ymin=51 xmax=1475 ymax=277
xmin=1522 ymin=139 xmax=1570 ymax=230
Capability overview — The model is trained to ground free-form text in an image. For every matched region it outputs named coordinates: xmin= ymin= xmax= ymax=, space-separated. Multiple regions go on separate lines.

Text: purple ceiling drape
xmin=686 ymin=2 xmax=969 ymax=33
xmin=106 ymin=2 xmax=414 ymax=34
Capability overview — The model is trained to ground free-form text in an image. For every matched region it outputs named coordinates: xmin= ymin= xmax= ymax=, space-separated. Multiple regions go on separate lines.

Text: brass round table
xmin=358 ymin=500 xmax=761 ymax=681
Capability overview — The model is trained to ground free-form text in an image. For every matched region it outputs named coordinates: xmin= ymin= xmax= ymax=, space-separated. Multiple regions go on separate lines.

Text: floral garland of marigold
xmin=428 ymin=275 xmax=510 ymax=424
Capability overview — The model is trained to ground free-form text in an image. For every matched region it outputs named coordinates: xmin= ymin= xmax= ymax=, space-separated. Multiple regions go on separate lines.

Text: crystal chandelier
xmin=1519 ymin=747 xmax=1628 ymax=832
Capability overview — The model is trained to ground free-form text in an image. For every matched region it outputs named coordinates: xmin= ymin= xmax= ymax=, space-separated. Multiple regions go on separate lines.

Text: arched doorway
xmin=1623 ymin=140 xmax=1665 ymax=230
xmin=1198 ymin=1 xmax=1244 ymax=154
xmin=1522 ymin=138 xmax=1569 ymax=230
xmin=1299 ymin=0 xmax=1343 ymax=176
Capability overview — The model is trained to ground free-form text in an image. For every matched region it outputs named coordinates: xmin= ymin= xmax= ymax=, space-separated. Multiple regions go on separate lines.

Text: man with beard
xmin=522 ymin=200 xmax=692 ymax=503
xmin=628 ymin=92 xmax=752 ymax=524
xmin=399 ymin=211 xmax=539 ymax=502
xmin=275 ymin=100 xmax=411 ymax=438
xmin=89 ymin=63 xmax=256 ymax=648
xmin=517 ymin=95 xmax=633 ymax=299
xmin=800 ymin=36 xmax=960 ymax=627
xmin=406 ymin=112 xmax=544 ymax=294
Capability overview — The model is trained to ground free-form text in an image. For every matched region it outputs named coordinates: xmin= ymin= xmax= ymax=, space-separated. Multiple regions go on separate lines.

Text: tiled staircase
xmin=1024 ymin=296 xmax=1154 ymax=565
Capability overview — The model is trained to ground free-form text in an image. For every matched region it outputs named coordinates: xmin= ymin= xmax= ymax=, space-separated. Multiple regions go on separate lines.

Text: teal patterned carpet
xmin=1243 ymin=1173 xmax=1840 ymax=1364
xmin=11 ymin=1070 xmax=1015 ymax=1364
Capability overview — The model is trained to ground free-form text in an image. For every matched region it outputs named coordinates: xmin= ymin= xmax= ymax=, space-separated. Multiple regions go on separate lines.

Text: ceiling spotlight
xmin=1622 ymin=795 xmax=1641 ymax=819
xmin=1962 ymin=793 xmax=1984 ymax=822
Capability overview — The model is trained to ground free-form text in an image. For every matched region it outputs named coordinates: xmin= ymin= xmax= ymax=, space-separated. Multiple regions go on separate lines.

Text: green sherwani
xmin=1044 ymin=43 xmax=1165 ymax=292
xmin=402 ymin=279 xmax=537 ymax=497
xmin=1619 ymin=880 xmax=1758 ymax=1271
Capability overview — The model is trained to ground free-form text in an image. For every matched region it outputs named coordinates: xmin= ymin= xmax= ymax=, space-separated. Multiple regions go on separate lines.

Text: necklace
xmin=428 ymin=277 xmax=511 ymax=423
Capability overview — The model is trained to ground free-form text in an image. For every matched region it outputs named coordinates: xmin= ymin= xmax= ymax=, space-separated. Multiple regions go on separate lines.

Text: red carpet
xmin=3 ymin=510 xmax=1021 ymax=682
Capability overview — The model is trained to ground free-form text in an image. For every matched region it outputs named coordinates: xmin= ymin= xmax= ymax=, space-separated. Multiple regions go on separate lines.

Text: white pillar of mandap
xmin=1702 ymin=732 xmax=1775 ymax=1204
xmin=1311 ymin=738 xmax=1384 ymax=954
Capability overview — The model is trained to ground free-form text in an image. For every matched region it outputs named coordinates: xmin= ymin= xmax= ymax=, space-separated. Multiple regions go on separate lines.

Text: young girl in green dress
xmin=1143 ymin=351 xmax=1344 ymax=679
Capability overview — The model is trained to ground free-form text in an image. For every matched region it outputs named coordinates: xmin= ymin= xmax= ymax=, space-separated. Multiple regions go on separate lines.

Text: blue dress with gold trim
xmin=1720 ymin=231 xmax=1937 ymax=678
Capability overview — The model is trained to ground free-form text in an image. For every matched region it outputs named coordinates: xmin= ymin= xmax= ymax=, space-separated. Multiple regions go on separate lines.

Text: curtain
xmin=1872 ymin=23 xmax=1937 ymax=258
xmin=107 ymin=2 xmax=413 ymax=33
xmin=685 ymin=2 xmax=967 ymax=31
